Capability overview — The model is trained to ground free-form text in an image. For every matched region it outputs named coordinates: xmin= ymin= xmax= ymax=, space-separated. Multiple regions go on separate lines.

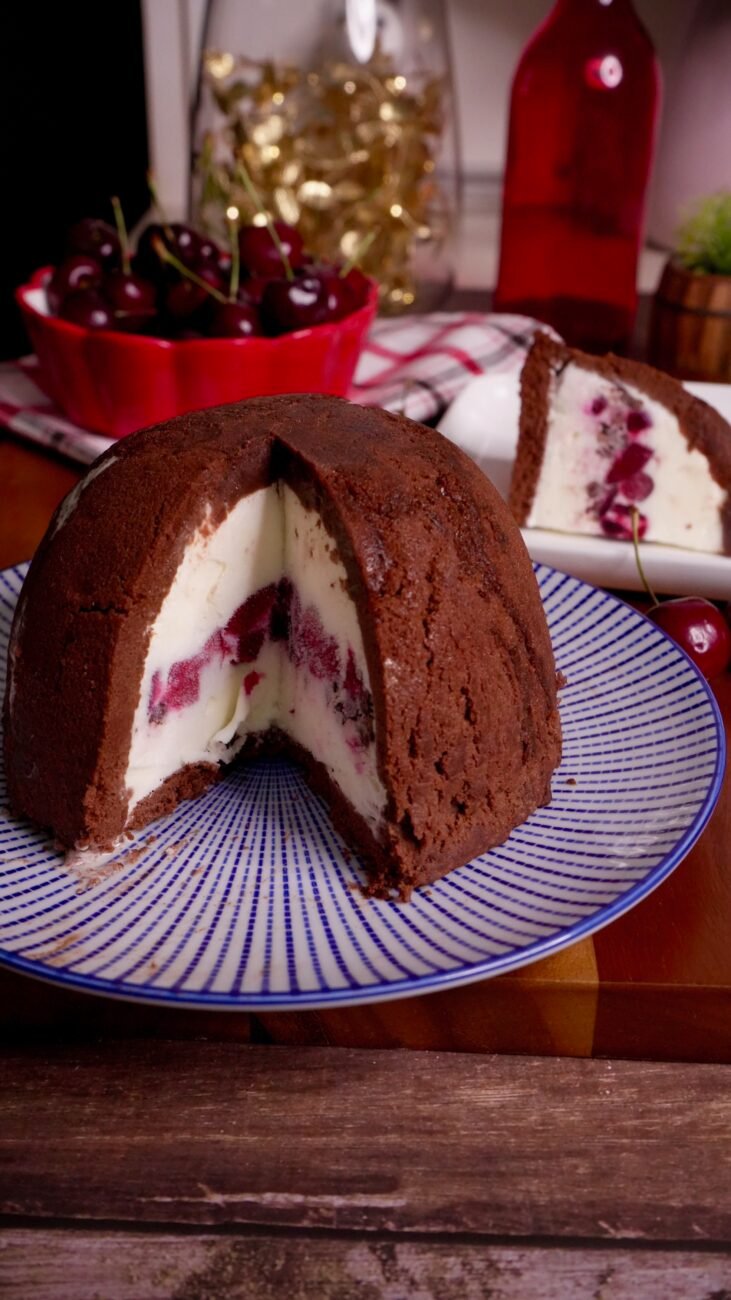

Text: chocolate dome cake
xmin=4 ymin=395 xmax=562 ymax=897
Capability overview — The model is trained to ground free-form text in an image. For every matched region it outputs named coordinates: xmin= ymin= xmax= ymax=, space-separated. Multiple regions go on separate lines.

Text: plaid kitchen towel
xmin=0 ymin=312 xmax=548 ymax=467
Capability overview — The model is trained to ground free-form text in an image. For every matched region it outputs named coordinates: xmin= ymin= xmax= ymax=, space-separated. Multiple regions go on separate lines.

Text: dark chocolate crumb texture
xmin=511 ymin=332 xmax=731 ymax=553
xmin=4 ymin=395 xmax=562 ymax=897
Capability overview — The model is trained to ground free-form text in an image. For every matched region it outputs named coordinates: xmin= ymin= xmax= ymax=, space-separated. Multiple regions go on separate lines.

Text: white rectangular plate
xmin=439 ymin=376 xmax=731 ymax=599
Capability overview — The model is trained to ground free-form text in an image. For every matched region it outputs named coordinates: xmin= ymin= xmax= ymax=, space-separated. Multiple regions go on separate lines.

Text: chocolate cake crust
xmin=510 ymin=332 xmax=731 ymax=552
xmin=5 ymin=394 xmax=562 ymax=895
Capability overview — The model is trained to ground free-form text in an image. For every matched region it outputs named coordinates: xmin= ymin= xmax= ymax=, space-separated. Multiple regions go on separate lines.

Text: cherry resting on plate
xmin=648 ymin=599 xmax=731 ymax=680
xmin=629 ymin=505 xmax=730 ymax=679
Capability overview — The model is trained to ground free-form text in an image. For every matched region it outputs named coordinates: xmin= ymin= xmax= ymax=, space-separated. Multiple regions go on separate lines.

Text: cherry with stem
xmin=152 ymin=238 xmax=227 ymax=304
xmin=630 ymin=507 xmax=730 ymax=680
xmin=236 ymin=160 xmax=294 ymax=282
xmin=204 ymin=216 xmax=261 ymax=337
xmin=105 ymin=196 xmax=157 ymax=330
xmin=630 ymin=507 xmax=658 ymax=606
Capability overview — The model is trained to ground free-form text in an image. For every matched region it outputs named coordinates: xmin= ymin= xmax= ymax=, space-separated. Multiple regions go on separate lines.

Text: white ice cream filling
xmin=527 ymin=363 xmax=726 ymax=553
xmin=124 ymin=484 xmax=386 ymax=832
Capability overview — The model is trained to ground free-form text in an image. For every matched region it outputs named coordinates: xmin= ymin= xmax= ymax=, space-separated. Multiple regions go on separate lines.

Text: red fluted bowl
xmin=16 ymin=268 xmax=378 ymax=439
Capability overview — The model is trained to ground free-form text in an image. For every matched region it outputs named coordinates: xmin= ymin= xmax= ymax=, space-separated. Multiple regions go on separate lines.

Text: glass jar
xmin=191 ymin=0 xmax=458 ymax=312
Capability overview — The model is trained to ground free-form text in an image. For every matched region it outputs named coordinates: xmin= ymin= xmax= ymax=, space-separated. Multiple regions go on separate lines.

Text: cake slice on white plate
xmin=510 ymin=333 xmax=731 ymax=553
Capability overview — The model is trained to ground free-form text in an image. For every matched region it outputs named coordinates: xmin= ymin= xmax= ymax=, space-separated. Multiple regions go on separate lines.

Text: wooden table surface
xmin=2 ymin=426 xmax=730 ymax=1065
xmin=2 ymin=1043 xmax=730 ymax=1297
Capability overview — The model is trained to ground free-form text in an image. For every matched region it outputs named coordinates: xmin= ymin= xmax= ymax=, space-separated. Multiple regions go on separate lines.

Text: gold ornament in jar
xmin=193 ymin=28 xmax=453 ymax=313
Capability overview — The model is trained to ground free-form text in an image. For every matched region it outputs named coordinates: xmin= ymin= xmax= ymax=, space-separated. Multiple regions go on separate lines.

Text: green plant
xmin=676 ymin=192 xmax=731 ymax=276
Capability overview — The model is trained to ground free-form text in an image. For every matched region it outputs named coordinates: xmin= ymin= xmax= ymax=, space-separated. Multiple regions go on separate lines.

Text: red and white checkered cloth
xmin=0 ymin=312 xmax=547 ymax=466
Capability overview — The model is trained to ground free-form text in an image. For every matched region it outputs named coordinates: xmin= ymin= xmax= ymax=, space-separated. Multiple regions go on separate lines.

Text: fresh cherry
xmin=103 ymin=270 xmax=157 ymax=332
xmin=163 ymin=264 xmax=224 ymax=322
xmin=261 ymin=273 xmax=327 ymax=334
xmin=47 ymin=255 xmax=102 ymax=313
xmin=136 ymin=223 xmax=202 ymax=281
xmin=240 ymin=274 xmax=274 ymax=306
xmin=296 ymin=264 xmax=367 ymax=321
xmin=628 ymin=505 xmax=731 ymax=679
xmin=58 ymin=289 xmax=113 ymax=330
xmin=339 ymin=266 xmax=370 ymax=311
xmin=197 ymin=235 xmax=222 ymax=267
xmin=217 ymin=250 xmax=233 ymax=280
xmin=206 ymin=299 xmax=261 ymax=338
xmin=239 ymin=222 xmax=305 ymax=277
xmin=53 ymin=204 xmax=362 ymax=342
xmin=648 ymin=599 xmax=731 ymax=680
xmin=310 ymin=267 xmax=354 ymax=322
xmin=172 ymin=327 xmax=205 ymax=340
xmin=66 ymin=218 xmax=120 ymax=270
xmin=169 ymin=222 xmax=201 ymax=265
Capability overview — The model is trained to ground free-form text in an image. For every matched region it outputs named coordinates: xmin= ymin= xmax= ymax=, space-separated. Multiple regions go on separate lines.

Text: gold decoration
xmin=193 ymin=47 xmax=451 ymax=312
xmin=205 ymin=51 xmax=234 ymax=80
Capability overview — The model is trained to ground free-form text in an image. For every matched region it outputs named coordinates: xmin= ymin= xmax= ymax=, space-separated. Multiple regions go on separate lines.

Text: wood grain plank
xmin=1 ymin=1043 xmax=729 ymax=1243
xmin=2 ymin=1229 xmax=731 ymax=1300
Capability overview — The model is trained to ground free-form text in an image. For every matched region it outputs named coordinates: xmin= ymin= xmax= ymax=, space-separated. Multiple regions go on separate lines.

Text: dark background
xmin=0 ymin=3 xmax=149 ymax=358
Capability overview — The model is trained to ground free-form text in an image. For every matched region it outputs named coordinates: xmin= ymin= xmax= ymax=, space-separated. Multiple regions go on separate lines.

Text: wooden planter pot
xmin=649 ymin=258 xmax=731 ymax=383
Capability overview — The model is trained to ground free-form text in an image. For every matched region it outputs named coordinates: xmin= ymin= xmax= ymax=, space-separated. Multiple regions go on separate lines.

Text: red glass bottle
xmin=493 ymin=0 xmax=661 ymax=352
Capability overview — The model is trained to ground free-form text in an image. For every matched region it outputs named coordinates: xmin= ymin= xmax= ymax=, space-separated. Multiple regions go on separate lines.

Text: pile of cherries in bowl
xmin=46 ymin=215 xmax=370 ymax=340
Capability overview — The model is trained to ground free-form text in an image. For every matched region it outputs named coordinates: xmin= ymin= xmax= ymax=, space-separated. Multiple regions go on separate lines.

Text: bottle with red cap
xmin=493 ymin=0 xmax=661 ymax=353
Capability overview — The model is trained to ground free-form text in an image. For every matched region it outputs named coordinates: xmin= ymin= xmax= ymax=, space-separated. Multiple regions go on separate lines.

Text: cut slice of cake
xmin=4 ymin=395 xmax=562 ymax=898
xmin=510 ymin=333 xmax=731 ymax=553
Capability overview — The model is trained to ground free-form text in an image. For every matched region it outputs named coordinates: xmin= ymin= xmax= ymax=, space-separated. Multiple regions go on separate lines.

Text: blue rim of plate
xmin=0 ymin=560 xmax=725 ymax=1010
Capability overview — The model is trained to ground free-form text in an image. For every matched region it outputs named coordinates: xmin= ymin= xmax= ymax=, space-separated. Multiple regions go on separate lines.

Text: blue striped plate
xmin=0 ymin=562 xmax=724 ymax=1009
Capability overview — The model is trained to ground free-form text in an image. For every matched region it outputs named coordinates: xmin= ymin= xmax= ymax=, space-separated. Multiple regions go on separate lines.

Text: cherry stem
xmin=228 ymin=216 xmax=240 ymax=301
xmin=152 ymin=237 xmax=227 ymax=304
xmin=630 ymin=506 xmax=658 ymax=607
xmin=339 ymin=230 xmax=376 ymax=278
xmin=236 ymin=160 xmax=294 ymax=282
xmin=111 ymin=195 xmax=131 ymax=276
xmin=146 ymin=170 xmax=174 ymax=240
